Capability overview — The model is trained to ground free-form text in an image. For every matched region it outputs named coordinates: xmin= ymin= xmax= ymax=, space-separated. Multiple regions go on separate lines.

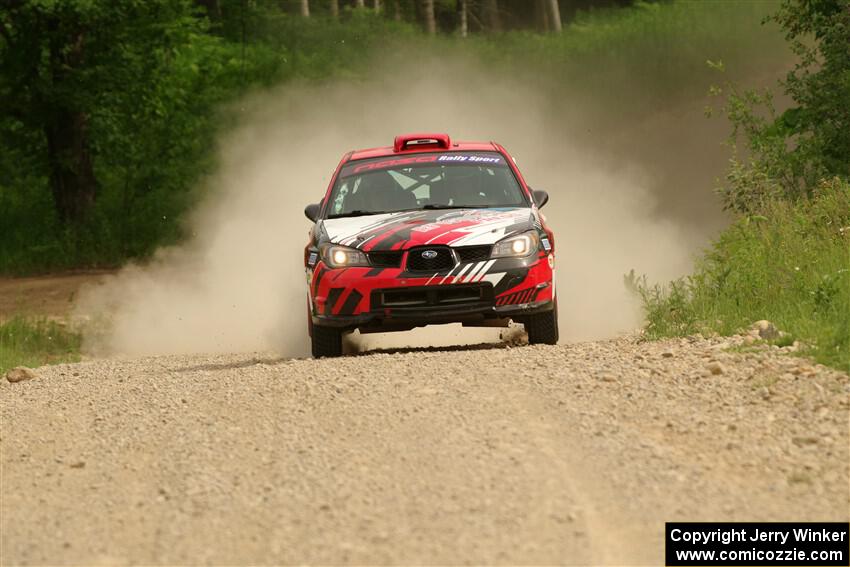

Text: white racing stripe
xmin=470 ymin=260 xmax=497 ymax=282
xmin=439 ymin=264 xmax=459 ymax=284
xmin=325 ymin=211 xmax=415 ymax=245
xmin=459 ymin=261 xmax=485 ymax=283
xmin=480 ymin=272 xmax=504 ymax=287
xmin=449 ymin=263 xmax=472 ymax=284
xmin=425 ymin=227 xmax=458 ymax=244
xmin=356 ymin=234 xmax=378 ymax=248
xmin=449 ymin=227 xmax=508 ymax=247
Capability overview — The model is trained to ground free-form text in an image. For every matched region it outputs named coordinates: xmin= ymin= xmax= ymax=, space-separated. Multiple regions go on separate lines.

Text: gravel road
xmin=2 ymin=334 xmax=848 ymax=565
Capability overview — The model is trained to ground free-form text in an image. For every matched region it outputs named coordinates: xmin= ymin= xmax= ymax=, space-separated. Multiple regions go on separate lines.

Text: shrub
xmin=638 ymin=178 xmax=850 ymax=370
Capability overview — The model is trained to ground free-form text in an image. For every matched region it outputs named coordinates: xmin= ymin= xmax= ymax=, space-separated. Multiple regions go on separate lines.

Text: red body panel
xmin=350 ymin=140 xmax=497 ymax=161
xmin=311 ymin=251 xmax=554 ymax=318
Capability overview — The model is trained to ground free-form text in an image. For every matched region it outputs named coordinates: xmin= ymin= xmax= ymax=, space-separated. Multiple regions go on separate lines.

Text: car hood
xmin=321 ymin=207 xmax=536 ymax=251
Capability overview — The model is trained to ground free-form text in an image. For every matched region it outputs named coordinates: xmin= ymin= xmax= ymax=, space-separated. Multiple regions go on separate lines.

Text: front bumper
xmin=308 ymin=252 xmax=555 ymax=332
xmin=313 ymin=291 xmax=554 ymax=331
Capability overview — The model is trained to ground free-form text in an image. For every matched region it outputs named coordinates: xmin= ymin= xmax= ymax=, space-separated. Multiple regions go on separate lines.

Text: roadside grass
xmin=0 ymin=317 xmax=81 ymax=374
xmin=632 ymin=178 xmax=850 ymax=372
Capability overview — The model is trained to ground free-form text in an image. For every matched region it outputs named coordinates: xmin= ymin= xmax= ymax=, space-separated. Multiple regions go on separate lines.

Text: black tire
xmin=311 ymin=324 xmax=343 ymax=358
xmin=525 ymin=306 xmax=559 ymax=345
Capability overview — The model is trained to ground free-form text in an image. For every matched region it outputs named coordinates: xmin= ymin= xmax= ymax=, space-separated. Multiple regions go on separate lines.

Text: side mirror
xmin=304 ymin=203 xmax=320 ymax=222
xmin=531 ymin=189 xmax=549 ymax=209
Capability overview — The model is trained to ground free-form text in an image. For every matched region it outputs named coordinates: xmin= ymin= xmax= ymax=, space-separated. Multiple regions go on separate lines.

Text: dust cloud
xmin=75 ymin=46 xmax=781 ymax=356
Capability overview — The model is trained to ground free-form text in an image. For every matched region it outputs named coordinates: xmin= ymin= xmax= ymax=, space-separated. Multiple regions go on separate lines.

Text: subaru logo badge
xmin=421 ymin=250 xmax=438 ymax=259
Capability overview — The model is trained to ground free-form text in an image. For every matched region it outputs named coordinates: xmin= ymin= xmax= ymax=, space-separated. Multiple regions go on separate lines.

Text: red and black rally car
xmin=303 ymin=133 xmax=557 ymax=357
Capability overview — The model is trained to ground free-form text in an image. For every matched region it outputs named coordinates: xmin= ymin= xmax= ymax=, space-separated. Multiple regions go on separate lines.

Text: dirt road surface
xmin=0 ymin=272 xmax=113 ymax=321
xmin=2 ymin=335 xmax=848 ymax=565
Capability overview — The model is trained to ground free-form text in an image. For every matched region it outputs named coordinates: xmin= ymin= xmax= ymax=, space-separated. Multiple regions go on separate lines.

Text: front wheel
xmin=311 ymin=324 xmax=343 ymax=358
xmin=524 ymin=305 xmax=559 ymax=345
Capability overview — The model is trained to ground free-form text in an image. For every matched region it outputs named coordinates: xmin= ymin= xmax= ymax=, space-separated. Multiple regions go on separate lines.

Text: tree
xmin=534 ymin=0 xmax=553 ymax=31
xmin=300 ymin=0 xmax=310 ymax=17
xmin=330 ymin=0 xmax=339 ymax=18
xmin=772 ymin=0 xmax=850 ymax=183
xmin=0 ymin=1 xmax=203 ymax=225
xmin=195 ymin=0 xmax=221 ymax=21
xmin=373 ymin=0 xmax=381 ymax=13
xmin=483 ymin=0 xmax=501 ymax=32
xmin=547 ymin=0 xmax=562 ymax=33
xmin=355 ymin=0 xmax=365 ymax=8
xmin=0 ymin=3 xmax=100 ymax=223
xmin=422 ymin=0 xmax=435 ymax=34
xmin=457 ymin=0 xmax=468 ymax=37
xmin=715 ymin=0 xmax=850 ymax=211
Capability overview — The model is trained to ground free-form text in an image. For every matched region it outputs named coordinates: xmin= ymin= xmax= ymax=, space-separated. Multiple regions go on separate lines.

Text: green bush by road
xmin=637 ymin=0 xmax=850 ymax=371
xmin=637 ymin=179 xmax=850 ymax=371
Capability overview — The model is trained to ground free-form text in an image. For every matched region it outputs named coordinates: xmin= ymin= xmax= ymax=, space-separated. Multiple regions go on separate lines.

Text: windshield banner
xmin=340 ymin=153 xmax=506 ymax=178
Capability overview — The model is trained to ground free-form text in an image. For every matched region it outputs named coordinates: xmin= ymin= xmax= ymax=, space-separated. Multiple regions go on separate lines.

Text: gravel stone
xmin=1 ymin=334 xmax=847 ymax=565
xmin=752 ymin=320 xmax=780 ymax=340
xmin=706 ymin=361 xmax=726 ymax=375
xmin=5 ymin=366 xmax=37 ymax=383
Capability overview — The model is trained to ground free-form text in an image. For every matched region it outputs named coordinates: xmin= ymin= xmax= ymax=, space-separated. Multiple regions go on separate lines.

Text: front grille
xmin=373 ymin=283 xmax=494 ymax=310
xmin=368 ymin=250 xmax=403 ymax=268
xmin=406 ymin=246 xmax=455 ymax=272
xmin=456 ymin=245 xmax=492 ymax=263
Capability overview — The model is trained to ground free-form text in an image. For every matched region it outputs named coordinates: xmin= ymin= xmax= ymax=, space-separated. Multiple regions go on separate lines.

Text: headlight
xmin=323 ymin=245 xmax=369 ymax=268
xmin=491 ymin=231 xmax=539 ymax=258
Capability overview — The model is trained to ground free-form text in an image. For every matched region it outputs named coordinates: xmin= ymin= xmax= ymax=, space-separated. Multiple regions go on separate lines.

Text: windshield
xmin=326 ymin=152 xmax=528 ymax=218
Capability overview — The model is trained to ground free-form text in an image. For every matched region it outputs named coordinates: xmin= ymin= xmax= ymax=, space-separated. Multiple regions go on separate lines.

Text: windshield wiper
xmin=422 ymin=204 xmax=489 ymax=210
xmin=329 ymin=205 xmax=498 ymax=219
xmin=327 ymin=210 xmax=391 ymax=219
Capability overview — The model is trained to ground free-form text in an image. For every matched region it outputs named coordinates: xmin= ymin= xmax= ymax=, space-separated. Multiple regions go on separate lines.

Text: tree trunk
xmin=45 ymin=110 xmax=98 ymax=224
xmin=536 ymin=0 xmax=550 ymax=32
xmin=300 ymin=0 xmax=310 ymax=16
xmin=330 ymin=0 xmax=339 ymax=18
xmin=547 ymin=0 xmax=562 ymax=33
xmin=483 ymin=0 xmax=501 ymax=32
xmin=457 ymin=0 xmax=468 ymax=37
xmin=45 ymin=26 xmax=97 ymax=224
xmin=422 ymin=0 xmax=436 ymax=34
xmin=355 ymin=0 xmax=365 ymax=8
xmin=393 ymin=0 xmax=401 ymax=21
xmin=373 ymin=0 xmax=381 ymax=13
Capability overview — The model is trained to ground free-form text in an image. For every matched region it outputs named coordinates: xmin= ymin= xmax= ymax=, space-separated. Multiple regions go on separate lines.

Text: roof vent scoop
xmin=393 ymin=133 xmax=451 ymax=153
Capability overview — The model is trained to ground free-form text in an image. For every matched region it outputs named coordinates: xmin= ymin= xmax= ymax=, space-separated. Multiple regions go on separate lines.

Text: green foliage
xmin=629 ymin=273 xmax=698 ymax=339
xmin=640 ymin=1 xmax=850 ymax=372
xmin=1 ymin=0 xmax=781 ymax=274
xmin=637 ymin=179 xmax=850 ymax=371
xmin=711 ymin=0 xmax=850 ymax=213
xmin=0 ymin=317 xmax=82 ymax=373
xmin=774 ymin=0 xmax=850 ymax=182
xmin=470 ymin=1 xmax=785 ymax=108
xmin=0 ymin=4 xmax=413 ymax=273
xmin=1 ymin=0 xmax=216 ymax=269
